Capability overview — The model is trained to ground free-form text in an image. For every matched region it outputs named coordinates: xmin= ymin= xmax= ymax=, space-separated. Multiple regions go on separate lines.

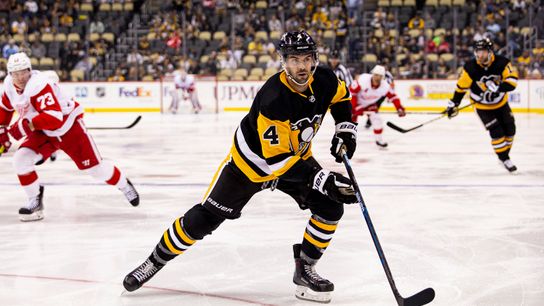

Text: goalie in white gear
xmin=0 ymin=52 xmax=140 ymax=222
xmin=350 ymin=65 xmax=406 ymax=148
xmin=168 ymin=69 xmax=202 ymax=114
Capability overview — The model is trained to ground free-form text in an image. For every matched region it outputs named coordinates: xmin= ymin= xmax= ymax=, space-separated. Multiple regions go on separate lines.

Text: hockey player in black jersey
xmin=124 ymin=31 xmax=358 ymax=303
xmin=445 ymin=38 xmax=519 ymax=172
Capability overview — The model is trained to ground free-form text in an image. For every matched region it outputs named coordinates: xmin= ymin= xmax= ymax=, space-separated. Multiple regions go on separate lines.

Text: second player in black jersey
xmin=123 ymin=30 xmax=359 ymax=303
xmin=446 ymin=38 xmax=519 ymax=172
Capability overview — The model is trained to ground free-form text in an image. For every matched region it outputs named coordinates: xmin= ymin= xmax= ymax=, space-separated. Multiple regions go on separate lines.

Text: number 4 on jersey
xmin=263 ymin=125 xmax=279 ymax=145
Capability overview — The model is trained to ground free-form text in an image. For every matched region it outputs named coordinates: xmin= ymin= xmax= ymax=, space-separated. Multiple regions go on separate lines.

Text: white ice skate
xmin=120 ymin=179 xmax=140 ymax=206
xmin=19 ymin=185 xmax=44 ymax=222
xmin=293 ymin=244 xmax=333 ymax=303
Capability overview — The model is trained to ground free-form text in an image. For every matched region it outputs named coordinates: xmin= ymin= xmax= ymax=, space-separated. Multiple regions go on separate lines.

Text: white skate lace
xmin=304 ymin=264 xmax=325 ymax=283
xmin=23 ymin=196 xmax=40 ymax=211
xmin=121 ymin=184 xmax=138 ymax=201
xmin=133 ymin=260 xmax=159 ymax=282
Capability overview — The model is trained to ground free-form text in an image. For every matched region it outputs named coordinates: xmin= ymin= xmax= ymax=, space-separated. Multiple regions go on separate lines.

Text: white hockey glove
xmin=312 ymin=169 xmax=357 ymax=204
xmin=330 ymin=122 xmax=357 ymax=163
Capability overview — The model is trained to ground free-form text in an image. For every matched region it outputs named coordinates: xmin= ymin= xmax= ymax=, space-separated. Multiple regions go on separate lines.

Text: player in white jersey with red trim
xmin=168 ymin=69 xmax=202 ymax=114
xmin=0 ymin=52 xmax=140 ymax=222
xmin=350 ymin=65 xmax=406 ymax=148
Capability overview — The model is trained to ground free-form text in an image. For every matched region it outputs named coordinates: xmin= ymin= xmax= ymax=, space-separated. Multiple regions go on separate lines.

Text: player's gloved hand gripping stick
xmin=340 ymin=147 xmax=435 ymax=306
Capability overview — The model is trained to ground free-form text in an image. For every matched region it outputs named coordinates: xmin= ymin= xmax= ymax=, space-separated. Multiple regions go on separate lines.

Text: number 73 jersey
xmin=1 ymin=70 xmax=83 ymax=137
xmin=230 ymin=66 xmax=352 ymax=183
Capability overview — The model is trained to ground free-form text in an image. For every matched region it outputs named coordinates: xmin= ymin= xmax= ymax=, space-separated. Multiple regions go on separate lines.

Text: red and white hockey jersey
xmin=1 ymin=70 xmax=84 ymax=137
xmin=174 ymin=73 xmax=195 ymax=92
xmin=350 ymin=73 xmax=402 ymax=111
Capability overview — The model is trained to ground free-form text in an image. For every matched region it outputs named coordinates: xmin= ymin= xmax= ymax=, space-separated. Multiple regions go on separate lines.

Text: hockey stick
xmin=341 ymin=148 xmax=435 ymax=306
xmin=88 ymin=116 xmax=142 ymax=130
xmin=386 ymin=104 xmax=473 ymax=133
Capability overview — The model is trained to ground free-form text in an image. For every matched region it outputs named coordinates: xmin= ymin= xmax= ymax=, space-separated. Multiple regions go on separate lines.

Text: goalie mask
xmin=278 ymin=30 xmax=319 ymax=87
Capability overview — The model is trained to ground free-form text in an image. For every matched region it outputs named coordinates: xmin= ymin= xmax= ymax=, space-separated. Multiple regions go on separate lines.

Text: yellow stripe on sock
xmin=163 ymin=231 xmax=184 ymax=254
xmin=310 ymin=218 xmax=337 ymax=232
xmin=304 ymin=232 xmax=330 ymax=249
xmin=495 ymin=146 xmax=510 ymax=153
xmin=175 ymin=218 xmax=195 ymax=245
xmin=491 ymin=137 xmax=505 ymax=145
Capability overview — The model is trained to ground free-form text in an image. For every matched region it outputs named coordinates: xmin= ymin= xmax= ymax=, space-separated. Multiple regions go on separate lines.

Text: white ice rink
xmin=0 ymin=110 xmax=543 ymax=306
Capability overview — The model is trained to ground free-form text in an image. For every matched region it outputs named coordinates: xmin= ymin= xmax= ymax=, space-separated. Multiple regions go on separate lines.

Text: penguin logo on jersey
xmin=477 ymin=75 xmax=500 ymax=92
xmin=290 ymin=115 xmax=323 ymax=152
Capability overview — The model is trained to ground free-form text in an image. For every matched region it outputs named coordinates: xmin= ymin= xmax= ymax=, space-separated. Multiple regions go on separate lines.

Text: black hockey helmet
xmin=278 ymin=30 xmax=318 ymax=60
xmin=330 ymin=49 xmax=340 ymax=59
xmin=474 ymin=38 xmax=493 ymax=51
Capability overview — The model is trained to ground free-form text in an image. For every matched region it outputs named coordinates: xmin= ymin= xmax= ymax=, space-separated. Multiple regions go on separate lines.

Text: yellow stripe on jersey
xmin=257 ymin=113 xmax=292 ymax=158
xmin=163 ymin=231 xmax=184 ymax=254
xmin=202 ymin=155 xmax=231 ymax=201
xmin=304 ymin=232 xmax=330 ymax=249
xmin=175 ymin=218 xmax=195 ymax=245
xmin=501 ymin=62 xmax=519 ymax=87
xmin=473 ymin=96 xmax=508 ymax=110
xmin=331 ymin=79 xmax=351 ymax=104
xmin=270 ymin=155 xmax=301 ymax=177
xmin=279 ymin=71 xmax=314 ymax=98
xmin=230 ymin=146 xmax=275 ymax=183
xmin=310 ymin=217 xmax=338 ymax=232
xmin=455 ymin=69 xmax=472 ymax=93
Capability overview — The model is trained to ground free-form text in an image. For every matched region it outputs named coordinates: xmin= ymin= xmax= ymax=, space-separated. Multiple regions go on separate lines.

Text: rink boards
xmin=1 ymin=78 xmax=543 ymax=113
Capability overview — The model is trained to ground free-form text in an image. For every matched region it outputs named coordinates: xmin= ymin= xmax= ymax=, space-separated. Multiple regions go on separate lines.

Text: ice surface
xmin=0 ymin=111 xmax=543 ymax=305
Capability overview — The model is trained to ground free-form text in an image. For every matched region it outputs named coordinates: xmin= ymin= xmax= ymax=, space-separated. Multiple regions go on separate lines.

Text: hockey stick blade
xmin=89 ymin=116 xmax=142 ymax=130
xmin=399 ymin=287 xmax=435 ymax=306
xmin=386 ymin=121 xmax=421 ymax=133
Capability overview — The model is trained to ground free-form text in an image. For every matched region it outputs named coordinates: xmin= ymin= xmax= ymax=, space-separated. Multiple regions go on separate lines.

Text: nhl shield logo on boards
xmin=96 ymin=87 xmax=106 ymax=98
xmin=309 ymin=95 xmax=316 ymax=103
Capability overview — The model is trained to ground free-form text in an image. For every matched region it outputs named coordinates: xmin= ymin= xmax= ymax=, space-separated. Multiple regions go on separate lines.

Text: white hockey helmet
xmin=7 ymin=52 xmax=32 ymax=73
xmin=370 ymin=65 xmax=386 ymax=77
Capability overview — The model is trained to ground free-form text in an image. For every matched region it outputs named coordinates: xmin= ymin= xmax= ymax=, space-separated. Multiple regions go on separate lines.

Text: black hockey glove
xmin=312 ymin=169 xmax=357 ymax=204
xmin=482 ymin=91 xmax=500 ymax=103
xmin=445 ymin=101 xmax=459 ymax=119
xmin=330 ymin=122 xmax=357 ymax=163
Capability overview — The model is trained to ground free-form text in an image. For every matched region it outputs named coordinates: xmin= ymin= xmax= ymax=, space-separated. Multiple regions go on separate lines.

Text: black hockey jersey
xmin=452 ymin=54 xmax=518 ymax=110
xmin=230 ymin=66 xmax=352 ymax=183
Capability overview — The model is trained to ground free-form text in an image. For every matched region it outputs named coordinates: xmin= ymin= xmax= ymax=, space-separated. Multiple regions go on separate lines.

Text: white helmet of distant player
xmin=370 ymin=65 xmax=386 ymax=77
xmin=7 ymin=52 xmax=32 ymax=74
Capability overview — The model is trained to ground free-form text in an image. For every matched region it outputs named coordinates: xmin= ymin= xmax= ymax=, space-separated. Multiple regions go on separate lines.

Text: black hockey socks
xmin=492 ymin=135 xmax=514 ymax=161
xmin=301 ymin=215 xmax=338 ymax=261
xmin=148 ymin=217 xmax=196 ymax=266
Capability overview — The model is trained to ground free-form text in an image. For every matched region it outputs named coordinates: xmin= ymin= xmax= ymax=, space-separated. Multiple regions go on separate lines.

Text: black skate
xmin=376 ymin=141 xmax=388 ymax=148
xmin=123 ymin=258 xmax=163 ymax=292
xmin=292 ymin=244 xmax=334 ymax=303
xmin=121 ymin=179 xmax=139 ymax=206
xmin=502 ymin=159 xmax=517 ymax=172
xmin=365 ymin=118 xmax=372 ymax=129
xmin=19 ymin=185 xmax=44 ymax=222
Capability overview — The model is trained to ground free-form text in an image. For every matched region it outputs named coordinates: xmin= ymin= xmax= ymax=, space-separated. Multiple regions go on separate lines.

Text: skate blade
xmin=19 ymin=211 xmax=44 ymax=222
xmin=295 ymin=285 xmax=332 ymax=303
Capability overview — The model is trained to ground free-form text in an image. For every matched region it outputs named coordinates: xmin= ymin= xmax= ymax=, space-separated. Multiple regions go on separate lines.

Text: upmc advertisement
xmin=1 ymin=79 xmax=543 ymax=113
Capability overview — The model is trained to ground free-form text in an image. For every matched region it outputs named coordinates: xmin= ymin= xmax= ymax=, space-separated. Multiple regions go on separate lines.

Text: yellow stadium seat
xmin=101 ymin=32 xmax=115 ymax=43
xmin=249 ymin=67 xmax=264 ymax=77
xmin=234 ymin=68 xmax=248 ymax=78
xmin=212 ymin=31 xmax=226 ymax=40
xmin=198 ymin=31 xmax=212 ymax=40
xmin=70 ymin=69 xmax=85 ymax=81
xmin=54 ymin=33 xmax=67 ymax=42
xmin=242 ymin=55 xmax=257 ymax=65
xmin=41 ymin=33 xmax=54 ymax=43
xmin=67 ymin=33 xmax=81 ymax=42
